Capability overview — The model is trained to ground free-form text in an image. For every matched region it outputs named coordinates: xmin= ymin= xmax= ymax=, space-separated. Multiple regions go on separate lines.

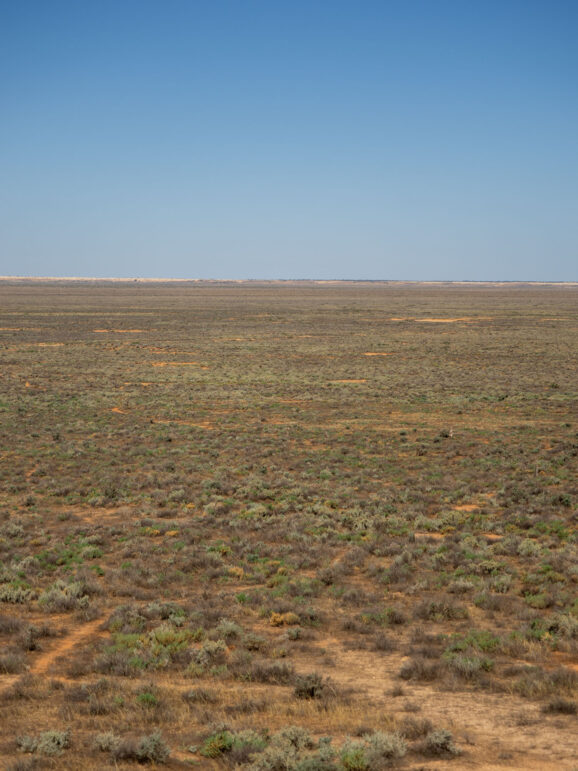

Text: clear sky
xmin=1 ymin=1 xmax=577 ymax=280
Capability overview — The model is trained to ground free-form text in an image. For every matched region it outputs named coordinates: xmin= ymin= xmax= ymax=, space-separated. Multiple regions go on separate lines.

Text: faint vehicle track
xmin=31 ymin=616 xmax=107 ymax=676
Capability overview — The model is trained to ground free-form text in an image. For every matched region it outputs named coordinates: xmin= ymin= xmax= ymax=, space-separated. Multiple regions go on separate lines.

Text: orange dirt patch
xmin=363 ymin=352 xmax=394 ymax=356
xmin=111 ymin=407 xmax=127 ymax=414
xmin=152 ymin=419 xmax=214 ymax=429
xmin=551 ymin=652 xmax=578 ymax=673
xmin=76 ymin=506 xmax=133 ymax=526
xmin=421 ymin=317 xmax=474 ymax=323
xmin=390 ymin=317 xmax=493 ymax=323
xmin=31 ymin=616 xmax=107 ymax=676
xmin=414 ymin=531 xmax=444 ymax=540
xmin=453 ymin=504 xmax=480 ymax=511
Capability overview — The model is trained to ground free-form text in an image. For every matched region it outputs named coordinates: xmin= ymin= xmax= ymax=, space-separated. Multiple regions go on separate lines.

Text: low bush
xmin=0 ymin=652 xmax=27 ymax=674
xmin=112 ymin=731 xmax=169 ymax=763
xmin=38 ymin=580 xmax=89 ymax=612
xmin=0 ymin=585 xmax=34 ymax=604
xmin=399 ymin=657 xmax=442 ymax=682
xmin=248 ymin=659 xmax=295 ymax=684
xmin=17 ymin=729 xmax=71 ymax=757
xmin=248 ymin=726 xmax=315 ymax=770
xmin=294 ymin=672 xmax=336 ymax=700
xmin=340 ymin=731 xmax=406 ymax=770
xmin=414 ymin=599 xmax=468 ymax=622
xmin=421 ymin=728 xmax=460 ymax=756
xmin=541 ymin=697 xmax=577 ymax=715
xmin=200 ymin=730 xmax=233 ymax=758
xmin=182 ymin=687 xmax=219 ymax=705
xmin=94 ymin=732 xmax=121 ymax=752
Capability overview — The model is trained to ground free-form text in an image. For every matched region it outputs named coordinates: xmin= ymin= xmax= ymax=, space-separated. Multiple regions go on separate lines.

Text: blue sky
xmin=1 ymin=0 xmax=577 ymax=280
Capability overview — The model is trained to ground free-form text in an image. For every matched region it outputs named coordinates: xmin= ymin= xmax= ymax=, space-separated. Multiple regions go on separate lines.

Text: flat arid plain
xmin=0 ymin=280 xmax=576 ymax=770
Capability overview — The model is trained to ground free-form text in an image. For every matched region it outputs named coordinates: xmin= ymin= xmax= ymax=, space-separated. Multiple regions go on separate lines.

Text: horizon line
xmin=1 ymin=276 xmax=577 ymax=287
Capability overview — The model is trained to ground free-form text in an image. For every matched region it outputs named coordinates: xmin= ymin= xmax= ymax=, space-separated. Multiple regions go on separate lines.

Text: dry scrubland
xmin=0 ymin=280 xmax=576 ymax=771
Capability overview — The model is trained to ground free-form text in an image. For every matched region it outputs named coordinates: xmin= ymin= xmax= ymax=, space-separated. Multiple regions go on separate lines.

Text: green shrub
xmin=444 ymin=652 xmax=493 ymax=680
xmin=200 ymin=731 xmax=233 ymax=758
xmin=340 ymin=740 xmax=368 ymax=771
xmin=200 ymin=730 xmax=234 ymax=758
xmin=137 ymin=690 xmax=159 ymax=708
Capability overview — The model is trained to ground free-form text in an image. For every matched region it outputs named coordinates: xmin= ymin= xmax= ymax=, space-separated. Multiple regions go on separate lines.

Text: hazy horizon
xmin=2 ymin=276 xmax=577 ymax=287
xmin=2 ymin=1 xmax=577 ymax=281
